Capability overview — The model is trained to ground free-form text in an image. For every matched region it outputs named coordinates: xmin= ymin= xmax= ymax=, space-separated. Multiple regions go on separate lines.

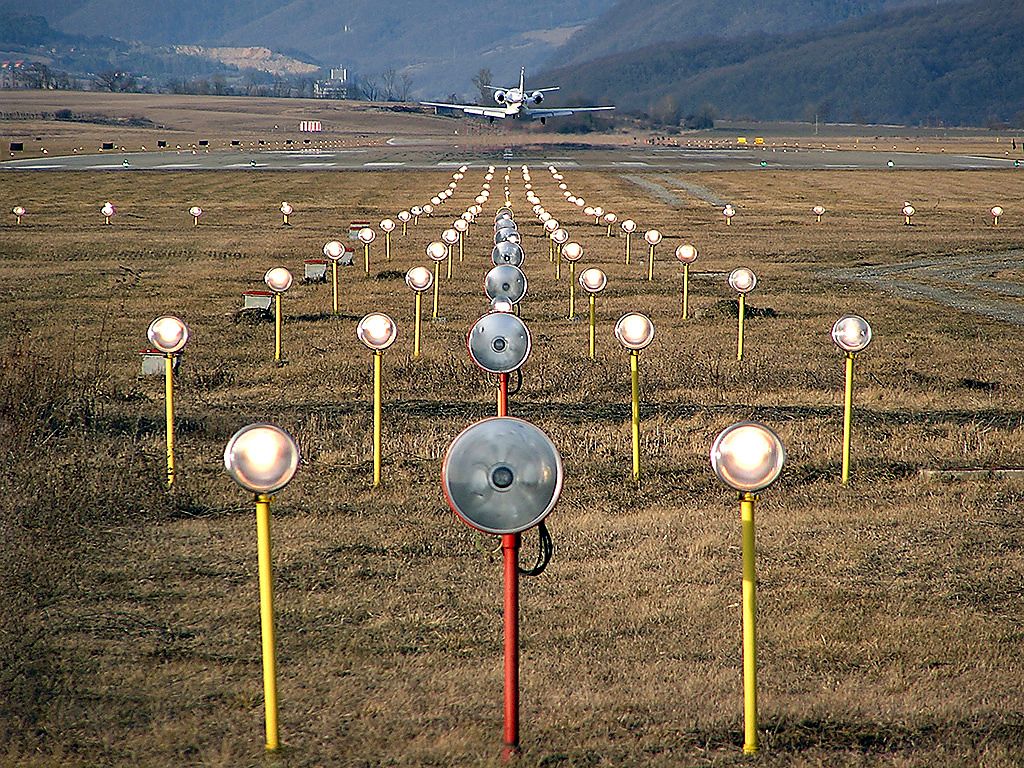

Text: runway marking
xmin=156 ymin=163 xmax=201 ymax=169
xmin=615 ymin=161 xmax=648 ymax=166
xmin=363 ymin=162 xmax=405 ymax=167
xmin=87 ymin=164 xmax=128 ymax=169
xmin=299 ymin=162 xmax=337 ymax=167
xmin=5 ymin=164 xmax=64 ymax=170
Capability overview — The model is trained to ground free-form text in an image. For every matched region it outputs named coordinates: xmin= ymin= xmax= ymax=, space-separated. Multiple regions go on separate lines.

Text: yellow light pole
xmin=442 ymin=228 xmax=459 ymax=279
xmin=644 ymin=229 xmax=662 ymax=281
xmin=147 ymin=315 xmax=189 ymax=487
xmin=812 ymin=205 xmax=825 ymax=223
xmin=398 ymin=210 xmax=411 ymax=236
xmin=615 ymin=313 xmax=656 ymax=482
xmin=593 ymin=205 xmax=605 ymax=225
xmin=621 ymin=219 xmax=637 ymax=264
xmin=426 ymin=241 xmax=447 ymax=319
xmin=579 ymin=268 xmax=607 ymax=360
xmin=411 ymin=205 xmax=424 ymax=225
xmin=224 ymin=423 xmax=300 ymax=752
xmin=675 ymin=244 xmax=698 ymax=319
xmin=544 ymin=219 xmax=559 ymax=261
xmin=380 ymin=218 xmax=396 ymax=260
xmin=358 ymin=227 xmax=376 ymax=274
xmin=189 ymin=205 xmax=203 ymax=226
xmin=405 ymin=266 xmax=433 ymax=358
xmin=832 ymin=314 xmax=873 ymax=486
xmin=723 ymin=205 xmax=736 ymax=225
xmin=323 ymin=240 xmax=345 ymax=315
xmin=990 ymin=205 xmax=1003 ymax=226
xmin=264 ymin=267 xmax=293 ymax=365
xmin=710 ymin=421 xmax=786 ymax=756
xmin=551 ymin=229 xmax=568 ymax=280
xmin=728 ymin=268 xmax=757 ymax=362
xmin=357 ymin=313 xmax=398 ymax=486
xmin=101 ymin=202 xmax=116 ymax=225
xmin=280 ymin=202 xmax=293 ymax=226
xmin=12 ymin=205 xmax=26 ymax=224
xmin=454 ymin=217 xmax=470 ymax=261
xmin=603 ymin=212 xmax=617 ymax=236
xmin=902 ymin=203 xmax=915 ymax=226
xmin=561 ymin=242 xmax=584 ymax=319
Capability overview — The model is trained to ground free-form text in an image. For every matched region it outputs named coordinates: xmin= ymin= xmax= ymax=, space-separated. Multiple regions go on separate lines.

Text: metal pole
xmin=568 ymin=263 xmax=576 ymax=320
xmin=647 ymin=245 xmax=655 ymax=281
xmin=332 ymin=262 xmax=339 ymax=315
xmin=164 ymin=353 xmax=175 ymax=487
xmin=413 ymin=292 xmax=423 ymax=358
xmin=459 ymin=232 xmax=465 ymax=262
xmin=498 ymin=372 xmax=509 ymax=417
xmin=588 ymin=294 xmax=596 ymax=360
xmin=624 ymin=232 xmax=631 ymax=265
xmin=274 ymin=293 xmax=283 ymax=363
xmin=373 ymin=351 xmax=382 ymax=487
xmin=446 ymin=245 xmax=453 ymax=280
xmin=841 ymin=352 xmax=855 ymax=486
xmin=630 ymin=350 xmax=641 ymax=481
xmin=555 ymin=257 xmax=561 ymax=281
xmin=432 ymin=263 xmax=440 ymax=319
xmin=402 ymin=221 xmax=407 ymax=236
xmin=255 ymin=493 xmax=279 ymax=751
xmin=740 ymin=491 xmax=759 ymax=754
xmin=385 ymin=232 xmax=391 ymax=261
xmin=364 ymin=244 xmax=370 ymax=275
xmin=548 ymin=238 xmax=554 ymax=263
xmin=682 ymin=264 xmax=690 ymax=319
xmin=501 ymin=532 xmax=521 ymax=759
xmin=737 ymin=295 xmax=745 ymax=362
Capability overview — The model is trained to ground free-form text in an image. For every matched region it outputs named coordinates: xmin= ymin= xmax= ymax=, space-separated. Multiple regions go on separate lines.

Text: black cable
xmin=509 ymin=367 xmax=524 ymax=396
xmin=518 ymin=521 xmax=552 ymax=576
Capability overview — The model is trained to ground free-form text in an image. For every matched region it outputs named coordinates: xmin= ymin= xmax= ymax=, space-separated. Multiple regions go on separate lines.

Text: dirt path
xmin=831 ymin=249 xmax=1024 ymax=326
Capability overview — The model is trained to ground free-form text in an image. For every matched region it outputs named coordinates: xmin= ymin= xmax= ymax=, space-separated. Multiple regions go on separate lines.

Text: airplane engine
xmin=494 ymin=90 xmax=507 ymax=104
xmin=530 ymin=91 xmax=544 ymax=104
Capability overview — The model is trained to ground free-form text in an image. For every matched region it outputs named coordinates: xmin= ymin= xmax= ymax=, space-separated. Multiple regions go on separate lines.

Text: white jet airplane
xmin=421 ymin=67 xmax=614 ymax=125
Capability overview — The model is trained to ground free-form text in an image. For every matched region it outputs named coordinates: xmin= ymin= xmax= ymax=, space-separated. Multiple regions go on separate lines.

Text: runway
xmin=1 ymin=144 xmax=1019 ymax=172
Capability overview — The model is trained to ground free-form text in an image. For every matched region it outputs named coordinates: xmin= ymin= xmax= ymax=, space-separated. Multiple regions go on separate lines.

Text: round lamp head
xmin=539 ymin=211 xmax=552 ymax=223
xmin=426 ymin=241 xmax=448 ymax=262
xmin=431 ymin=196 xmax=441 ymax=206
xmin=224 ymin=423 xmax=300 ymax=494
xmin=324 ymin=240 xmax=344 ymax=260
xmin=484 ymin=265 xmax=528 ymax=304
xmin=492 ymin=241 xmax=525 ymax=267
xmin=398 ymin=210 xmax=412 ymax=222
xmin=567 ymin=195 xmax=577 ymax=204
xmin=614 ymin=312 xmax=655 ymax=351
xmin=147 ymin=315 xmax=189 ymax=353
xmin=442 ymin=416 xmax=562 ymax=535
xmin=280 ymin=202 xmax=293 ymax=216
xmin=723 ymin=205 xmax=736 ymax=218
xmin=991 ymin=206 xmax=1004 ymax=217
xmin=559 ymin=183 xmax=568 ymax=190
xmin=561 ymin=241 xmax=584 ymax=262
xmin=812 ymin=205 xmax=826 ymax=216
xmin=710 ymin=421 xmax=785 ymax=493
xmin=453 ymin=218 xmax=469 ymax=233
xmin=475 ymin=195 xmax=487 ymax=205
xmin=574 ymin=198 xmax=585 ymax=208
xmin=902 ymin=205 xmax=915 ymax=217
xmin=584 ymin=206 xmax=595 ymax=217
xmin=490 ymin=296 xmax=515 ymax=313
xmin=411 ymin=206 xmax=423 ymax=217
xmin=544 ymin=219 xmax=559 ymax=233
xmin=406 ymin=266 xmax=433 ymax=292
xmin=831 ymin=314 xmax=872 ymax=353
xmin=467 ymin=312 xmax=532 ymax=373
xmin=551 ymin=228 xmax=569 ymax=245
xmin=12 ymin=205 xmax=26 ymax=216
xmin=358 ymin=227 xmax=376 ymax=244
xmin=101 ymin=202 xmax=116 ymax=217
xmin=495 ymin=207 xmax=514 ymax=220
xmin=728 ymin=267 xmax=757 ymax=294
xmin=593 ymin=206 xmax=605 ymax=217
xmin=356 ymin=312 xmax=398 ymax=350
xmin=621 ymin=219 xmax=637 ymax=233
xmin=423 ymin=204 xmax=434 ymax=215
xmin=604 ymin=212 xmax=617 ymax=225
xmin=675 ymin=244 xmax=698 ymax=264
xmin=442 ymin=228 xmax=459 ymax=245
xmin=644 ymin=229 xmax=663 ymax=246
xmin=264 ymin=267 xmax=293 ymax=293
xmin=380 ymin=218 xmax=396 ymax=232
xmin=579 ymin=267 xmax=607 ymax=294
xmin=189 ymin=205 xmax=203 ymax=217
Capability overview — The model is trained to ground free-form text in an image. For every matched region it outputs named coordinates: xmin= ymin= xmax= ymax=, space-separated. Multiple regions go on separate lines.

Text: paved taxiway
xmin=2 ymin=145 xmax=1018 ymax=172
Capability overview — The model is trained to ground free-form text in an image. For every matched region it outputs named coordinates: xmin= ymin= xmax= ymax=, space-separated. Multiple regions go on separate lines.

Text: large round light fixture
xmin=831 ymin=314 xmax=872 ymax=353
xmin=224 ymin=423 xmax=300 ymax=494
xmin=710 ymin=422 xmax=785 ymax=493
xmin=147 ymin=315 xmax=189 ymax=353
xmin=614 ymin=313 xmax=655 ymax=351
xmin=357 ymin=312 xmax=398 ymax=350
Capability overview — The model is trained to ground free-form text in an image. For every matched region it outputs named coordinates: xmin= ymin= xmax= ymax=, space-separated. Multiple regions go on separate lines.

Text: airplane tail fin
xmin=520 ymin=67 xmax=525 ymax=94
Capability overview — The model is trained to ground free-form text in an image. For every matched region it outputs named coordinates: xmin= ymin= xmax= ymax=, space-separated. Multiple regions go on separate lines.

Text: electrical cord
xmin=508 ymin=367 xmax=523 ymax=396
xmin=518 ymin=521 xmax=552 ymax=576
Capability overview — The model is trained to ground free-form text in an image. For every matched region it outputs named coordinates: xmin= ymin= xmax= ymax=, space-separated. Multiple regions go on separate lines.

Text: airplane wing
xmin=526 ymin=106 xmax=615 ymax=120
xmin=420 ymin=101 xmax=508 ymax=119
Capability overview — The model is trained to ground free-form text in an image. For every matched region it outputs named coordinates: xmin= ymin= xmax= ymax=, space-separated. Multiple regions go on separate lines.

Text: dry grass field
xmin=2 ymin=157 xmax=1024 ymax=767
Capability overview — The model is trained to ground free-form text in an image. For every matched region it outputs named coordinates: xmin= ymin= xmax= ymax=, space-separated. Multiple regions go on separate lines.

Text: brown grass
xmin=1 ymin=161 xmax=1024 ymax=767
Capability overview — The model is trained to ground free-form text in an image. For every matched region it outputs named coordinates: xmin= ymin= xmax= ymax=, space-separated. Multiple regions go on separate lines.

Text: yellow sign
xmin=737 ymin=137 xmax=748 ymax=145
xmin=754 ymin=137 xmax=765 ymax=145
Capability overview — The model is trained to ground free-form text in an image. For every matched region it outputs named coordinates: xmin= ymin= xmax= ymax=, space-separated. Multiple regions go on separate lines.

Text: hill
xmin=549 ymin=0 xmax=949 ymax=67
xmin=0 ymin=0 xmax=616 ymax=97
xmin=538 ymin=0 xmax=1024 ymax=127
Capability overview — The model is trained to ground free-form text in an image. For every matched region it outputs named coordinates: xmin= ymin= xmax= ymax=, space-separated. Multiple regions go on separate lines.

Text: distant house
xmin=314 ymin=67 xmax=348 ymax=99
xmin=0 ymin=60 xmax=51 ymax=89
